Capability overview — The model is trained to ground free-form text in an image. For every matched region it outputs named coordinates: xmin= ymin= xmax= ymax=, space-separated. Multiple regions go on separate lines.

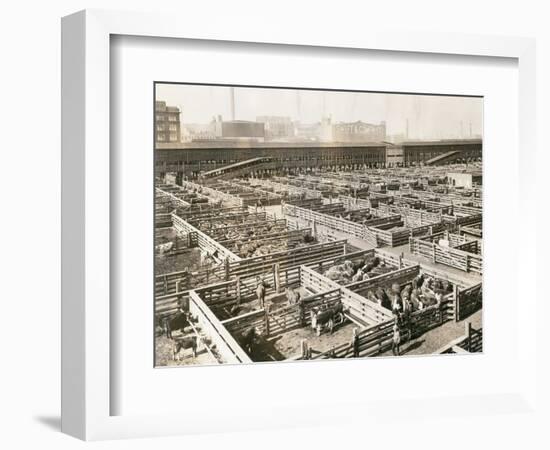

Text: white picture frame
xmin=61 ymin=9 xmax=539 ymax=441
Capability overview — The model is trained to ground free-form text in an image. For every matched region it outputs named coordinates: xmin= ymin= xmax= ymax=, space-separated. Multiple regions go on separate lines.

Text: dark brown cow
xmin=235 ymin=327 xmax=256 ymax=354
xmin=172 ymin=336 xmax=198 ymax=361
xmin=311 ymin=302 xmax=344 ymax=336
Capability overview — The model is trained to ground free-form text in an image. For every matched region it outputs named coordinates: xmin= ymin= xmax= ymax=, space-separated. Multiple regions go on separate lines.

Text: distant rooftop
xmin=156 ymin=141 xmax=388 ymax=150
xmin=401 ymin=138 xmax=482 ymax=147
xmin=156 ymin=138 xmax=482 ymax=151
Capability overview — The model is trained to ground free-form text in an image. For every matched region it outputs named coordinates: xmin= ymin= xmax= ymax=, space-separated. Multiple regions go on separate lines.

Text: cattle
xmin=375 ymin=287 xmax=392 ymax=310
xmin=161 ymin=309 xmax=194 ymax=339
xmin=235 ymin=327 xmax=257 ymax=354
xmin=155 ymin=241 xmax=174 ymax=255
xmin=303 ymin=233 xmax=316 ymax=243
xmin=229 ymin=304 xmax=254 ymax=316
xmin=172 ymin=336 xmax=198 ymax=361
xmin=351 ymin=269 xmax=364 ymax=283
xmin=412 ymin=274 xmax=425 ymax=290
xmin=311 ymin=302 xmax=345 ymax=336
xmin=256 ymin=277 xmax=267 ymax=308
xmin=286 ymin=288 xmax=301 ymax=306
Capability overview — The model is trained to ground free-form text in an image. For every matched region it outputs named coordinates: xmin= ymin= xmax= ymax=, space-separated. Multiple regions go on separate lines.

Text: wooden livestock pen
xmin=338 ymin=195 xmax=373 ymax=210
xmin=409 ymin=231 xmax=483 ymax=275
xmin=304 ymin=304 xmax=446 ymax=360
xmin=188 ymin=290 xmax=253 ymax=364
xmin=178 ymin=179 xmax=244 ymax=206
xmin=206 ymin=180 xmax=282 ymax=206
xmin=155 ymin=240 xmax=348 ymax=315
xmin=437 ymin=322 xmax=483 ymax=354
xmin=248 ymin=178 xmax=323 ymax=200
xmin=157 ymin=249 xmax=482 ymax=364
xmin=171 ymin=213 xmax=242 ymax=262
xmin=364 ymin=217 xmax=447 ymax=248
xmin=300 ymin=265 xmax=393 ymax=327
xmin=284 ymin=202 xmax=400 ymax=245
xmin=455 ymin=282 xmax=482 ymax=321
xmin=459 ymin=221 xmax=483 ymax=239
xmin=310 ymin=248 xmax=410 ymax=286
xmin=188 ymin=269 xmax=358 ymax=362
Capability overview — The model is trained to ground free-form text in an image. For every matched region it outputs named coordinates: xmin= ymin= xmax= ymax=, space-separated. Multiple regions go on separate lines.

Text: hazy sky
xmin=156 ymin=84 xmax=483 ymax=140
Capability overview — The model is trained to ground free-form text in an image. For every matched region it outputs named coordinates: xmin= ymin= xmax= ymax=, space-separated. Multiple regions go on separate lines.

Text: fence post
xmin=264 ymin=304 xmax=271 ymax=337
xmin=225 ymin=257 xmax=230 ymax=280
xmin=236 ymin=276 xmax=241 ymax=305
xmin=432 ymin=243 xmax=436 ymax=263
xmin=466 ymin=322 xmax=472 ymax=352
xmin=175 ymin=280 xmax=181 ymax=293
xmin=465 ymin=254 xmax=470 ymax=272
xmin=273 ymin=263 xmax=281 ymax=293
xmin=352 ymin=328 xmax=359 ymax=357
xmin=301 ymin=339 xmax=309 ymax=360
xmin=299 ymin=301 xmax=306 ymax=327
xmin=454 ymin=285 xmax=460 ymax=322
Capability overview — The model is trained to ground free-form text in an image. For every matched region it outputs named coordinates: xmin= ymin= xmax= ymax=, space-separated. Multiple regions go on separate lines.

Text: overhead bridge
xmin=201 ymin=157 xmax=274 ymax=179
xmin=424 ymin=150 xmax=461 ymax=166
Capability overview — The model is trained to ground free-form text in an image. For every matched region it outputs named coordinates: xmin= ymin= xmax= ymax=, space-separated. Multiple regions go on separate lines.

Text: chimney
xmin=296 ymin=91 xmax=301 ymax=123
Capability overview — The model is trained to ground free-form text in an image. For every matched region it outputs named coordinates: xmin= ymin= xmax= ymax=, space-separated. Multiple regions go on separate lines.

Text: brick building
xmin=155 ymin=101 xmax=181 ymax=143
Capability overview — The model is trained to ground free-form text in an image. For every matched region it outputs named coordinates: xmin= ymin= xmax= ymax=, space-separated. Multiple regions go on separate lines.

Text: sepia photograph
xmin=154 ymin=83 xmax=483 ymax=367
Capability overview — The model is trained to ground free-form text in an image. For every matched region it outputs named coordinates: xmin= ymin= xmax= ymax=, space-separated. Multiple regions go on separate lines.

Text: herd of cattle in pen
xmin=324 ymin=256 xmax=452 ymax=312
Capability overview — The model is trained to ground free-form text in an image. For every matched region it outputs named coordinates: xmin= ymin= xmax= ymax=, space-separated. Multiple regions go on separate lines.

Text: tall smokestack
xmin=406 ymin=119 xmax=409 ymax=139
xmin=230 ymin=87 xmax=235 ymax=121
xmin=296 ymin=91 xmax=301 ymax=123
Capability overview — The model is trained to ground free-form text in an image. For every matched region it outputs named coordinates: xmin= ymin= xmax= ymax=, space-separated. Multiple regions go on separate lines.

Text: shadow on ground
xmin=34 ymin=415 xmax=61 ymax=432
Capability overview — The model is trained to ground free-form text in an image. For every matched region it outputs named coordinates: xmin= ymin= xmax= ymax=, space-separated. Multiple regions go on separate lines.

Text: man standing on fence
xmin=392 ymin=321 xmax=401 ymax=356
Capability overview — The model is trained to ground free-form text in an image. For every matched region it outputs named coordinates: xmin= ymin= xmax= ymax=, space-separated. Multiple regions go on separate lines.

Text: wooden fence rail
xmin=188 ymin=290 xmax=252 ymax=364
xmin=172 ymin=213 xmax=242 ymax=262
xmin=155 ymin=241 xmax=348 ymax=315
xmin=456 ymin=282 xmax=482 ymax=321
xmin=437 ymin=322 xmax=483 ymax=354
xmin=308 ymin=304 xmax=447 ymax=360
xmin=409 ymin=236 xmax=483 ymax=275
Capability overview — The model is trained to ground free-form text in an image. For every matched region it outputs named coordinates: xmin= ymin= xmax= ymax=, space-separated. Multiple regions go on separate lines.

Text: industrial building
xmin=155 ymin=101 xmax=181 ymax=144
xmin=256 ymin=116 xmax=294 ymax=140
xmin=447 ymin=171 xmax=483 ymax=188
xmin=320 ymin=117 xmax=386 ymax=143
xmin=213 ymin=116 xmax=265 ymax=141
xmin=155 ymin=139 xmax=482 ymax=178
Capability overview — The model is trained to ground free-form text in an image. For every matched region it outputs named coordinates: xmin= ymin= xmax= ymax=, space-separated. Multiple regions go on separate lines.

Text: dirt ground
xmin=155 ymin=227 xmax=178 ymax=246
xmin=379 ymin=308 xmax=483 ymax=357
xmin=155 ymin=327 xmax=221 ymax=367
xmin=211 ymin=286 xmax=312 ymax=320
xmin=155 ymin=247 xmax=202 ymax=276
xmin=252 ymin=320 xmax=358 ymax=361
